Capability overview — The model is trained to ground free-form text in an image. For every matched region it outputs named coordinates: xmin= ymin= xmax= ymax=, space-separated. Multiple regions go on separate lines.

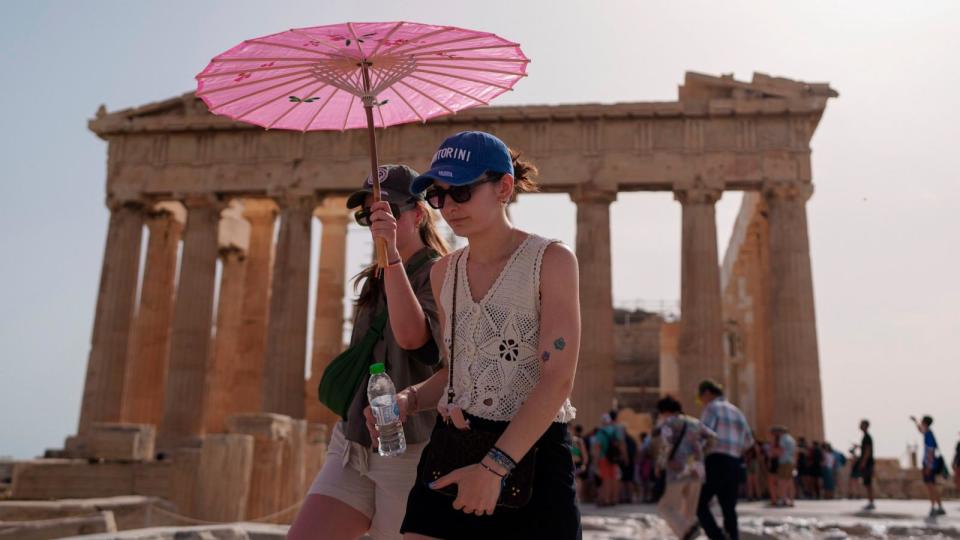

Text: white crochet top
xmin=440 ymin=234 xmax=577 ymax=423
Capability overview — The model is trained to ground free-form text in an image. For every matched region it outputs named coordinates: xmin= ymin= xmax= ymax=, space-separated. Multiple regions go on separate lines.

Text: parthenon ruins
xmin=6 ymin=71 xmax=837 ymax=523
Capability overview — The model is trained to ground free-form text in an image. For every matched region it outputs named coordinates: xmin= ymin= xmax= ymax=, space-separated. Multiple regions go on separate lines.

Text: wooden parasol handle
xmin=361 ymin=62 xmax=389 ymax=271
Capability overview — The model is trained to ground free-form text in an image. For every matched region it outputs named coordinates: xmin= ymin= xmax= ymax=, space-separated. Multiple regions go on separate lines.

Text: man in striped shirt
xmin=696 ymin=379 xmax=754 ymax=540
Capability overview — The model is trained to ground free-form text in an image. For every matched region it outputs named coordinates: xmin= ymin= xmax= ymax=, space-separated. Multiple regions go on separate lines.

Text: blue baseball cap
xmin=410 ymin=131 xmax=514 ymax=194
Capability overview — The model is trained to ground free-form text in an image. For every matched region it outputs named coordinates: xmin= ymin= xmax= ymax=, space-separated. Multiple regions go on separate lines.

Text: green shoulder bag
xmin=316 ymin=250 xmax=438 ymax=420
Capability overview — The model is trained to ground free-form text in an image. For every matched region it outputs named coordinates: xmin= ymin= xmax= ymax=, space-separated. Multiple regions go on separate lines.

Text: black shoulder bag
xmin=417 ymin=252 xmax=537 ymax=509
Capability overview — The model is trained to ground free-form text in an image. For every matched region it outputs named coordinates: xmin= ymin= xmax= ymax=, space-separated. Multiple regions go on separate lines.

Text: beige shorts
xmin=307 ymin=422 xmax=426 ymax=540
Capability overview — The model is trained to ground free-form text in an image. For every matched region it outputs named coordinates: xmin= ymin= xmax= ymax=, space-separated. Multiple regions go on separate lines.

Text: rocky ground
xmin=582 ymin=499 xmax=960 ymax=539
xmin=40 ymin=499 xmax=960 ymax=539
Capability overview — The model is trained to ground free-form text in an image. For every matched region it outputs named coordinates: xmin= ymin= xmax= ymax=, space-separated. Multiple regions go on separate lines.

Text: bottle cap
xmin=370 ymin=363 xmax=386 ymax=375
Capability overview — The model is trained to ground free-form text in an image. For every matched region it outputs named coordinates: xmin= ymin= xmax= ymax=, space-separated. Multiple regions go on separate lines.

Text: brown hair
xmin=509 ymin=149 xmax=539 ymax=196
xmin=353 ymin=200 xmax=450 ymax=309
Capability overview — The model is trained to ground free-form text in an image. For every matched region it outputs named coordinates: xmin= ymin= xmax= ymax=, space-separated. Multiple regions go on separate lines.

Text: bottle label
xmin=371 ymin=396 xmax=400 ymax=426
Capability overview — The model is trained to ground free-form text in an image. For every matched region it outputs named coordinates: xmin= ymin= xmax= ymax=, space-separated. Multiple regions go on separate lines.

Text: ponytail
xmin=508 ymin=149 xmax=539 ymax=196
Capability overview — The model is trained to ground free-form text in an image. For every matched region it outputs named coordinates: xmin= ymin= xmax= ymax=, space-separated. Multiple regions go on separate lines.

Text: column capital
xmin=242 ymin=198 xmax=279 ymax=223
xmin=314 ymin=195 xmax=351 ymax=223
xmin=146 ymin=201 xmax=187 ymax=224
xmin=271 ymin=190 xmax=317 ymax=212
xmin=569 ymin=185 xmax=617 ymax=205
xmin=176 ymin=192 xmax=228 ymax=211
xmin=761 ymin=180 xmax=814 ymax=203
xmin=105 ymin=195 xmax=147 ymax=212
xmin=673 ymin=186 xmax=723 ymax=206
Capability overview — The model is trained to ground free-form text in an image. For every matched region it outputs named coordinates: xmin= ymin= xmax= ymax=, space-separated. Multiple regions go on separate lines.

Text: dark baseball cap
xmin=410 ymin=131 xmax=514 ymax=194
xmin=346 ymin=164 xmax=423 ymax=209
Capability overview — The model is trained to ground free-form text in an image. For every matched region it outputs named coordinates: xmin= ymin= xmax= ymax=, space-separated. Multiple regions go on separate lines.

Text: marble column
xmin=77 ymin=199 xmax=146 ymax=435
xmin=306 ymin=196 xmax=350 ymax=425
xmin=235 ymin=199 xmax=277 ymax=414
xmin=120 ymin=202 xmax=185 ymax=427
xmin=261 ymin=194 xmax=315 ymax=418
xmin=763 ymin=180 xmax=824 ymax=440
xmin=204 ymin=201 xmax=251 ymax=434
xmin=204 ymin=247 xmax=247 ymax=434
xmin=570 ymin=187 xmax=617 ymax=430
xmin=159 ymin=195 xmax=224 ymax=448
xmin=674 ymin=186 xmax=725 ymax=412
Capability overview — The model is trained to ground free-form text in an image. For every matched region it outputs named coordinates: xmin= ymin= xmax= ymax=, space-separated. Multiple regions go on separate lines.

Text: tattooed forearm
xmin=543 ymin=337 xmax=566 ymax=362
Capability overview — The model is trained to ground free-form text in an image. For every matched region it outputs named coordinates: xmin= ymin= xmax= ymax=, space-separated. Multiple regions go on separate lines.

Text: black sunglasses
xmin=354 ymin=201 xmax=416 ymax=227
xmin=424 ymin=174 xmax=504 ymax=210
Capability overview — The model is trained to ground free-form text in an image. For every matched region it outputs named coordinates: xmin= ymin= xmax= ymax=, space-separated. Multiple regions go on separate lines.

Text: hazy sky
xmin=2 ymin=1 xmax=958 ymax=462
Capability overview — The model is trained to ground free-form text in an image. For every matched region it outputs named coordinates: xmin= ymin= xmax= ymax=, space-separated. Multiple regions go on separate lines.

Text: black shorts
xmin=861 ymin=464 xmax=874 ymax=486
xmin=400 ymin=414 xmax=582 ymax=540
xmin=922 ymin=468 xmax=937 ymax=484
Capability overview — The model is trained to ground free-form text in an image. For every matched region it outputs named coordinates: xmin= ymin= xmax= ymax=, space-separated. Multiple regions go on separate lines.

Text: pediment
xmin=94 ymin=92 xmax=206 ymax=122
xmin=681 ymin=71 xmax=838 ymax=101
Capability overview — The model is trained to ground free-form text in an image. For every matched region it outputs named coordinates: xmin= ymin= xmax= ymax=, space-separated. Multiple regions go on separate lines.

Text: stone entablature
xmin=90 ymin=72 xmax=836 ymax=203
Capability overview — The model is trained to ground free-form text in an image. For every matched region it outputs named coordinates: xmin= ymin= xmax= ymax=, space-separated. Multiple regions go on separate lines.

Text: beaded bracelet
xmin=486 ymin=446 xmax=517 ymax=473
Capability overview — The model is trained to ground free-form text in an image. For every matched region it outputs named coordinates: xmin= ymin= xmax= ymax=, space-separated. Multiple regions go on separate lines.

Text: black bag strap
xmin=445 ymin=251 xmax=464 ymax=407
xmin=668 ymin=417 xmax=689 ymax=462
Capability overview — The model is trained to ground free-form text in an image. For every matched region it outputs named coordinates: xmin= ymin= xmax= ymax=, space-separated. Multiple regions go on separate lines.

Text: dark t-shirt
xmin=622 ymin=434 xmax=638 ymax=477
xmin=343 ymin=248 xmax=443 ymax=446
xmin=861 ymin=433 xmax=875 ymax=468
xmin=797 ymin=448 xmax=809 ymax=474
xmin=812 ymin=447 xmax=823 ymax=469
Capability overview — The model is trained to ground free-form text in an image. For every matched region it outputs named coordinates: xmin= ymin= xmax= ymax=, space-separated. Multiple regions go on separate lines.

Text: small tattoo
xmin=553 ymin=337 xmax=566 ymax=351
xmin=541 ymin=351 xmax=551 ymax=362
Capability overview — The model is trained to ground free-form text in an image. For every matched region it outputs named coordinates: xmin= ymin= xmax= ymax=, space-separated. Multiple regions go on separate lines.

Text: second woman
xmin=288 ymin=164 xmax=449 ymax=540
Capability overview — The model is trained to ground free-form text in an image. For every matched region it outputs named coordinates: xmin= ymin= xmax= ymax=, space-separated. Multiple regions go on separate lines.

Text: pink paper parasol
xmin=196 ymin=21 xmax=529 ymax=268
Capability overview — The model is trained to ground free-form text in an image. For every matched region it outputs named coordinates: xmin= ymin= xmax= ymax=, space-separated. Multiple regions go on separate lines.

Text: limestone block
xmin=87 ymin=423 xmax=156 ymax=462
xmin=0 ymin=510 xmax=117 ymax=539
xmin=279 ymin=420 xmax=306 ymax=520
xmin=226 ymin=414 xmax=292 ymax=521
xmin=192 ymin=434 xmax=254 ymax=522
xmin=132 ymin=461 xmax=173 ymax=499
xmin=63 ymin=435 xmax=87 ymax=457
xmin=11 ymin=460 xmax=130 ymax=500
xmin=167 ymin=448 xmax=201 ymax=519
xmin=226 ymin=413 xmax=293 ymax=440
xmin=9 ymin=460 xmax=171 ymax=501
xmin=302 ymin=423 xmax=328 ymax=495
xmin=0 ymin=495 xmax=175 ymax=531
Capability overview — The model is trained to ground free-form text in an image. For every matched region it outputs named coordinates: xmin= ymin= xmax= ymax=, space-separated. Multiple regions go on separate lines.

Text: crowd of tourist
xmin=568 ymin=382 xmax=958 ymax=538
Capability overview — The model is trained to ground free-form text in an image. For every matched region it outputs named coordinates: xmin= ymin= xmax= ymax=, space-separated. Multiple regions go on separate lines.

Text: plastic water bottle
xmin=368 ymin=362 xmax=406 ymax=456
